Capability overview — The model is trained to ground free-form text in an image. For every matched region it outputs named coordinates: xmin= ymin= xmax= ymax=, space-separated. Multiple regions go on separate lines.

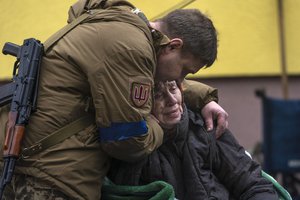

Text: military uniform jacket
xmin=0 ymin=0 xmax=218 ymax=199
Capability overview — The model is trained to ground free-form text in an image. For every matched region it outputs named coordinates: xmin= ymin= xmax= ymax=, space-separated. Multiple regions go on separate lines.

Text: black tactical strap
xmin=21 ymin=114 xmax=94 ymax=159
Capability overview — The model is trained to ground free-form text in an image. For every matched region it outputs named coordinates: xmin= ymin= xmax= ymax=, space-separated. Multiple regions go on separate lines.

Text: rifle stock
xmin=0 ymin=38 xmax=43 ymax=199
xmin=4 ymin=112 xmax=25 ymax=157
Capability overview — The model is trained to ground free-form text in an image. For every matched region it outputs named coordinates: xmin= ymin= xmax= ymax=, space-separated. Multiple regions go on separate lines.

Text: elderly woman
xmin=108 ymin=80 xmax=278 ymax=200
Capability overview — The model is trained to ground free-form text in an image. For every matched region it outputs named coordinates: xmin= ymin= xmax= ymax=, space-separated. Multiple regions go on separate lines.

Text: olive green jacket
xmin=0 ymin=0 xmax=217 ymax=199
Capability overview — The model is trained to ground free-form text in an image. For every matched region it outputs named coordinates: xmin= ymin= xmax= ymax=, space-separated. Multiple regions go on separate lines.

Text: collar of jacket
xmin=68 ymin=0 xmax=135 ymax=22
xmin=68 ymin=0 xmax=170 ymax=53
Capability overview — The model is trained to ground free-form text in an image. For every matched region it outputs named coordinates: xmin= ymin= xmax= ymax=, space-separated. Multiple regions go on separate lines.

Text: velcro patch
xmin=131 ymin=82 xmax=150 ymax=107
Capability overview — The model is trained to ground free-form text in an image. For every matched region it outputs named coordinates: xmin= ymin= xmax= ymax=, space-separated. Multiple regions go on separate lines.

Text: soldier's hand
xmin=201 ymin=101 xmax=228 ymax=138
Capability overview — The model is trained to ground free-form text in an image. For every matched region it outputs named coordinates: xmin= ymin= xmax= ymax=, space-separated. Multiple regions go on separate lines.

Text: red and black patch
xmin=131 ymin=82 xmax=150 ymax=107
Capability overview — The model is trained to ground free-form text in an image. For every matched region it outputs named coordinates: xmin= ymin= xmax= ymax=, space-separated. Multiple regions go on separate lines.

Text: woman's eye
xmin=169 ymin=86 xmax=177 ymax=93
xmin=155 ymin=92 xmax=163 ymax=99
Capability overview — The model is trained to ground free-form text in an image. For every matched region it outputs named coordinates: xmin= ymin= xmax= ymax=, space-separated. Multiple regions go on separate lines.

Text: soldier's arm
xmin=182 ymin=79 xmax=228 ymax=137
xmin=182 ymin=79 xmax=218 ymax=112
xmin=79 ymin=22 xmax=164 ymax=162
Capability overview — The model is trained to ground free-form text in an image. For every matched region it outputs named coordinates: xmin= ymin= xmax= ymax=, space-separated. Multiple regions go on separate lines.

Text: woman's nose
xmin=165 ymin=92 xmax=177 ymax=105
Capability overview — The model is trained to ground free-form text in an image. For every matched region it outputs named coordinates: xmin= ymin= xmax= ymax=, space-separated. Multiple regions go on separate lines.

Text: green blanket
xmin=102 ymin=171 xmax=291 ymax=200
xmin=101 ymin=177 xmax=175 ymax=200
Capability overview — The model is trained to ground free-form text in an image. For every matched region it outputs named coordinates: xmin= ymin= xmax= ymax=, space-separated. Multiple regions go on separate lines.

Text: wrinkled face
xmin=155 ymin=41 xmax=204 ymax=82
xmin=152 ymin=80 xmax=183 ymax=129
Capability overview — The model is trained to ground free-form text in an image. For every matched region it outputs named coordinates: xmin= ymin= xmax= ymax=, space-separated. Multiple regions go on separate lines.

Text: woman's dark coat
xmin=108 ymin=106 xmax=278 ymax=200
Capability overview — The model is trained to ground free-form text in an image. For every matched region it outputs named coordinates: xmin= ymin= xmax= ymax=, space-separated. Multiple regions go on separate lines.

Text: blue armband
xmin=98 ymin=120 xmax=148 ymax=142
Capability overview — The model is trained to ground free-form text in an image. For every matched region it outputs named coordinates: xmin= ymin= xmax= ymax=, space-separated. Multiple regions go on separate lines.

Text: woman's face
xmin=152 ymin=80 xmax=183 ymax=129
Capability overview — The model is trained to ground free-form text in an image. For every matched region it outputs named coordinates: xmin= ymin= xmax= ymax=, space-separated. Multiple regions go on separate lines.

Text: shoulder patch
xmin=131 ymin=82 xmax=150 ymax=107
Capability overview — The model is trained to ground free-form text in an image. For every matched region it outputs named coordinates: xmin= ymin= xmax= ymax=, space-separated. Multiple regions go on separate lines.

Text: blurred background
xmin=0 ymin=0 xmax=299 ymax=198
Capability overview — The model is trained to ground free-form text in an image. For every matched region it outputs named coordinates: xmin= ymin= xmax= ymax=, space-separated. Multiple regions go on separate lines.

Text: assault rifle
xmin=0 ymin=38 xmax=43 ymax=198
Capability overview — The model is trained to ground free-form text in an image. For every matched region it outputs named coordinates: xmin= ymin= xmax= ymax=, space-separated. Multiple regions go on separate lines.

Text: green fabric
xmin=101 ymin=177 xmax=175 ymax=200
xmin=103 ymin=172 xmax=292 ymax=200
xmin=261 ymin=171 xmax=292 ymax=200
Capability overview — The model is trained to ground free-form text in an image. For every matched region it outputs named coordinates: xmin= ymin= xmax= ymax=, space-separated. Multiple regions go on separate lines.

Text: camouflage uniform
xmin=10 ymin=175 xmax=68 ymax=200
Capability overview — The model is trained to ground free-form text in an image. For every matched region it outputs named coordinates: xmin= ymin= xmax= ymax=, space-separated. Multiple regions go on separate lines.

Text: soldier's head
xmin=152 ymin=9 xmax=218 ymax=82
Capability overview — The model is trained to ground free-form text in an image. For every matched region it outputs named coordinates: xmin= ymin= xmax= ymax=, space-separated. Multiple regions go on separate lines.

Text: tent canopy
xmin=0 ymin=0 xmax=299 ymax=79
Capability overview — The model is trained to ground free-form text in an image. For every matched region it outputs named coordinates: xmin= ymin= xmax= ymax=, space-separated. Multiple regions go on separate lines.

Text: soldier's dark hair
xmin=157 ymin=9 xmax=218 ymax=67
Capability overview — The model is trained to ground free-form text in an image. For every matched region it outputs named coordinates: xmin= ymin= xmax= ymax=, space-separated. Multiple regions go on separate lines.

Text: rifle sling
xmin=20 ymin=11 xmax=96 ymax=159
xmin=20 ymin=3 xmax=150 ymax=158
xmin=43 ymin=4 xmax=150 ymax=52
xmin=43 ymin=12 xmax=90 ymax=52
xmin=20 ymin=6 xmax=109 ymax=159
xmin=21 ymin=114 xmax=94 ymax=159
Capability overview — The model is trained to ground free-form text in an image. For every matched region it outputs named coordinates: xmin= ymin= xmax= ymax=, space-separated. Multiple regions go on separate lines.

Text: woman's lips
xmin=164 ymin=108 xmax=181 ymax=118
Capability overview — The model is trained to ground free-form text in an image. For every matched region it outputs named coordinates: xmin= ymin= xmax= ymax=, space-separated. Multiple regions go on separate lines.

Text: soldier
xmin=0 ymin=0 xmax=227 ymax=199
